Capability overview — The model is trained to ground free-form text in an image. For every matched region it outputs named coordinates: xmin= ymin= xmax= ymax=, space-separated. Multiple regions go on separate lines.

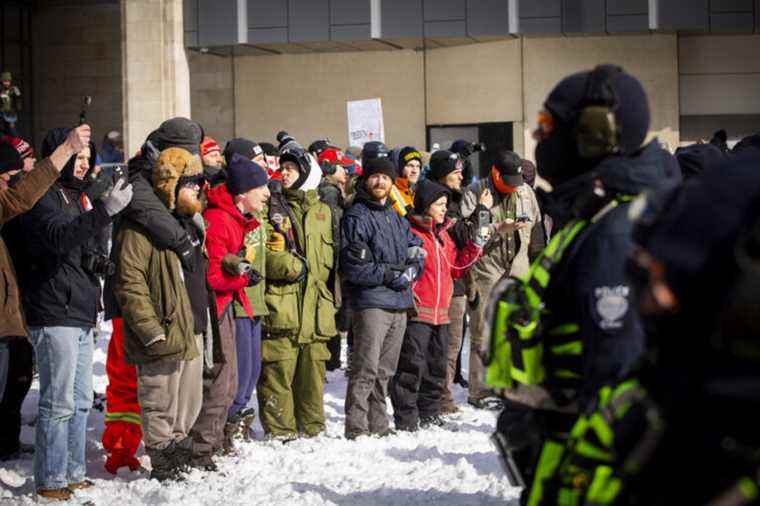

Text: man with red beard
xmin=115 ymin=147 xmax=208 ymax=482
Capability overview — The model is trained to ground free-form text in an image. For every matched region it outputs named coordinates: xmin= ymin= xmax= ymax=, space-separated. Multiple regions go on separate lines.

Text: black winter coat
xmin=340 ymin=187 xmax=423 ymax=311
xmin=5 ymin=182 xmax=111 ymax=328
xmin=4 ymin=128 xmax=113 ymax=328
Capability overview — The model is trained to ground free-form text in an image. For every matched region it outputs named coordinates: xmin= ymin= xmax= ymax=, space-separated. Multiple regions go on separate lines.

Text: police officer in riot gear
xmin=484 ymin=64 xmax=674 ymax=501
xmin=527 ymin=153 xmax=760 ymax=505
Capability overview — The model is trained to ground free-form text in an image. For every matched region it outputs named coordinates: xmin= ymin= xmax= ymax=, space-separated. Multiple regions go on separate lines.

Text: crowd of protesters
xmin=0 ymin=61 xmax=759 ymax=504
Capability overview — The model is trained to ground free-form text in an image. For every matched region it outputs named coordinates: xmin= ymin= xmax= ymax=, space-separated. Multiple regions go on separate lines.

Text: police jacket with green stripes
xmin=541 ymin=140 xmax=671 ymax=409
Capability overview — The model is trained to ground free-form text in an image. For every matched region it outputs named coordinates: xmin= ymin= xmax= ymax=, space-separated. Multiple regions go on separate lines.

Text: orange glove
xmin=102 ymin=421 xmax=142 ymax=474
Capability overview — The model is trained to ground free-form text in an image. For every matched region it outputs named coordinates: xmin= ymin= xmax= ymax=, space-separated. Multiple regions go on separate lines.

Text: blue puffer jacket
xmin=340 ymin=187 xmax=423 ymax=311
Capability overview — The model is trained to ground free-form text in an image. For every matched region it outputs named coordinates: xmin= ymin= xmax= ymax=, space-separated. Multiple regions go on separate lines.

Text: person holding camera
xmin=460 ymin=149 xmax=544 ymax=408
xmin=202 ymin=153 xmax=270 ymax=454
xmin=4 ymin=126 xmax=132 ymax=500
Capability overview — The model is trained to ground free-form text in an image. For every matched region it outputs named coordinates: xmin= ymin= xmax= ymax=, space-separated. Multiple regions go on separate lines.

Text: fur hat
xmin=153 ymin=147 xmax=203 ymax=211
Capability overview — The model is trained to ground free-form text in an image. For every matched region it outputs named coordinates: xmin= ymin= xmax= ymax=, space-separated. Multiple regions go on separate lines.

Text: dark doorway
xmin=426 ymin=122 xmax=513 ymax=180
xmin=0 ymin=2 xmax=33 ymax=141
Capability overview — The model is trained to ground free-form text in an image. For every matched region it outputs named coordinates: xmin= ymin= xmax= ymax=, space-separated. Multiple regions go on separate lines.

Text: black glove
xmin=247 ymin=269 xmax=262 ymax=287
xmin=383 ymin=263 xmax=405 ymax=285
xmin=174 ymin=234 xmax=196 ymax=273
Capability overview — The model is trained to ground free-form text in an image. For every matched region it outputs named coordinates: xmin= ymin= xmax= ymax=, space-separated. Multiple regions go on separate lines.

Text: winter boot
xmin=395 ymin=421 xmax=419 ymax=433
xmin=374 ymin=427 xmax=397 ymax=438
xmin=222 ymin=415 xmax=242 ymax=455
xmin=67 ymin=479 xmax=95 ymax=490
xmin=189 ymin=453 xmax=218 ymax=473
xmin=36 ymin=488 xmax=73 ymax=502
xmin=173 ymin=436 xmax=193 ymax=474
xmin=239 ymin=408 xmax=256 ymax=442
xmin=440 ymin=403 xmax=462 ymax=415
xmin=147 ymin=442 xmax=180 ymax=482
xmin=420 ymin=415 xmax=446 ymax=429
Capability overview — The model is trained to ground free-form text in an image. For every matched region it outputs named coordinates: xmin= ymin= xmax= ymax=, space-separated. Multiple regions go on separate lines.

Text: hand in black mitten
xmin=247 ymin=269 xmax=262 ymax=287
xmin=175 ymin=235 xmax=196 ymax=272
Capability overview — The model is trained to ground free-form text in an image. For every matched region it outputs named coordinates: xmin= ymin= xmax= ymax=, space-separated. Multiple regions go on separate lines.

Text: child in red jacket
xmin=390 ymin=179 xmax=483 ymax=431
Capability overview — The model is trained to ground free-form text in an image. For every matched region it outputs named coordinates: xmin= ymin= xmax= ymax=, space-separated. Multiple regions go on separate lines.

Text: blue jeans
xmin=28 ymin=326 xmax=94 ymax=490
xmin=229 ymin=317 xmax=262 ymax=418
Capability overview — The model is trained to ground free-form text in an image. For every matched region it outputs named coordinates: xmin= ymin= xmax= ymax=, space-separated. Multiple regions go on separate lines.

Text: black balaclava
xmin=536 ymin=65 xmax=650 ymax=188
xmin=535 ymin=120 xmax=599 ymax=187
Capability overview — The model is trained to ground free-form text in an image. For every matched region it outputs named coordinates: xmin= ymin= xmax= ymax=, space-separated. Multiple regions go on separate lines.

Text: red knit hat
xmin=201 ymin=136 xmax=221 ymax=158
xmin=2 ymin=135 xmax=34 ymax=160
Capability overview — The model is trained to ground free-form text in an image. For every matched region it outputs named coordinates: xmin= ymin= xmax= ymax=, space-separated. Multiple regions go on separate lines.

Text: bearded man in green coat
xmin=258 ymin=132 xmax=337 ymax=439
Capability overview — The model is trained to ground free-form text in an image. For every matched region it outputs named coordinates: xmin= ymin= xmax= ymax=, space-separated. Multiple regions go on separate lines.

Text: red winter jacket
xmin=203 ymin=184 xmax=259 ymax=318
xmin=409 ymin=214 xmax=482 ymax=325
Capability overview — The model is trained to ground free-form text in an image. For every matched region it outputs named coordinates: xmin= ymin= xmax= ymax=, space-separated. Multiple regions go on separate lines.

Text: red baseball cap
xmin=318 ymin=148 xmax=353 ymax=172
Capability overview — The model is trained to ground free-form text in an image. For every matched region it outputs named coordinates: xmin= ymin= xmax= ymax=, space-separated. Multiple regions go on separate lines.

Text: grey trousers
xmin=469 ymin=277 xmax=498 ymax=400
xmin=442 ymin=295 xmax=467 ymax=409
xmin=137 ymin=334 xmax=204 ymax=451
xmin=191 ymin=309 xmax=238 ymax=456
xmin=344 ymin=308 xmax=406 ymax=436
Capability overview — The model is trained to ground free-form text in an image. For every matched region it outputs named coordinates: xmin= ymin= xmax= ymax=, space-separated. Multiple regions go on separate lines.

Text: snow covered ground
xmin=0 ymin=334 xmax=521 ymax=505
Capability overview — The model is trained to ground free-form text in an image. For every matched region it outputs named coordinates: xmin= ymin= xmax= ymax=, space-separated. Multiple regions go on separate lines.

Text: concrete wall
xmin=521 ymin=34 xmax=680 ymax=160
xmin=679 ymin=34 xmax=760 ymax=115
xmin=425 ymin=39 xmax=523 ymax=126
xmin=678 ymin=34 xmax=760 ymax=144
xmin=188 ymin=51 xmax=235 ymax=144
xmin=122 ymin=0 xmax=191 ymax=156
xmin=32 ymin=2 xmax=123 ymax=149
xmin=197 ymin=34 xmax=679 ymax=159
xmin=233 ymin=50 xmax=426 ymax=149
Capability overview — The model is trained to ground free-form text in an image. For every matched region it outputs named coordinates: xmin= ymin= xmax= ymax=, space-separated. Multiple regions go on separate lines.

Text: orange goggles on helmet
xmin=532 ymin=110 xmax=556 ymax=142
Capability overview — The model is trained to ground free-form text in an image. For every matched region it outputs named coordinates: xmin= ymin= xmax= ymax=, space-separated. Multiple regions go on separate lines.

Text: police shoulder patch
xmin=593 ymin=285 xmax=629 ymax=330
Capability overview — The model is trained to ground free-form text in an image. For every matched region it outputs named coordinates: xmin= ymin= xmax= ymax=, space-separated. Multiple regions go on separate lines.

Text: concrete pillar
xmin=121 ymin=0 xmax=191 ymax=156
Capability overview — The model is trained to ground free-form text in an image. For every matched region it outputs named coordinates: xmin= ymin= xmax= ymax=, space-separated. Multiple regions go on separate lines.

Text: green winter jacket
xmin=114 ymin=220 xmax=200 ymax=364
xmin=263 ymin=188 xmax=337 ymax=343
xmin=234 ymin=210 xmax=269 ymax=318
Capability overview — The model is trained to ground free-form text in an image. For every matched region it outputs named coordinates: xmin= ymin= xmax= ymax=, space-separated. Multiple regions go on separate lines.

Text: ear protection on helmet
xmin=576 ymin=64 xmax=622 ymax=159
